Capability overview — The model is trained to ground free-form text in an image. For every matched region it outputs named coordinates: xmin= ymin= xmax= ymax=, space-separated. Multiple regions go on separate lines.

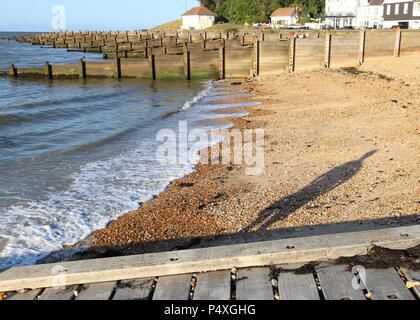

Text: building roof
xmin=369 ymin=0 xmax=384 ymax=5
xmin=182 ymin=6 xmax=216 ymax=17
xmin=271 ymin=7 xmax=299 ymax=17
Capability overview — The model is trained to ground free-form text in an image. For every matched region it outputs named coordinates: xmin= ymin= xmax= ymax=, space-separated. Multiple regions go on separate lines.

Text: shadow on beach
xmin=2 ymin=150 xmax=419 ymax=267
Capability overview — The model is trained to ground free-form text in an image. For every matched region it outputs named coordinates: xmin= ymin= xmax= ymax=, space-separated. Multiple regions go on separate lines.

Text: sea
xmin=0 ymin=32 xmax=251 ymax=269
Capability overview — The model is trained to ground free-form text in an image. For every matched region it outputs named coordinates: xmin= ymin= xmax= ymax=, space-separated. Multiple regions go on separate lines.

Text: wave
xmin=8 ymin=91 xmax=122 ymax=111
xmin=181 ymin=81 xmax=213 ymax=111
xmin=0 ymin=139 xmax=197 ymax=269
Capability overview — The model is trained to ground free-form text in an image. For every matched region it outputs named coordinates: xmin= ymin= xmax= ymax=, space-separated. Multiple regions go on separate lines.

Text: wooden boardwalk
xmin=4 ymin=265 xmax=419 ymax=301
xmin=1 ymin=226 xmax=419 ymax=301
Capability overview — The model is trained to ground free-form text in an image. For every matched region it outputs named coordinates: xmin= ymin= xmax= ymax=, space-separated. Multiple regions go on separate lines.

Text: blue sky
xmin=0 ymin=0 xmax=198 ymax=31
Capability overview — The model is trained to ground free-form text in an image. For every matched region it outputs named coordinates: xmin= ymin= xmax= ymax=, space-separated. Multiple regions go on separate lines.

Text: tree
xmin=196 ymin=0 xmax=325 ymax=23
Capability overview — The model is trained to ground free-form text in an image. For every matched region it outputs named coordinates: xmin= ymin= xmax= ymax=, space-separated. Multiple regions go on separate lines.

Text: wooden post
xmin=288 ymin=35 xmax=296 ymax=73
xmin=183 ymin=42 xmax=191 ymax=80
xmin=114 ymin=57 xmax=121 ymax=79
xmin=260 ymin=32 xmax=265 ymax=42
xmin=79 ymin=58 xmax=86 ymax=79
xmin=45 ymin=61 xmax=53 ymax=79
xmin=218 ymin=39 xmax=225 ymax=80
xmin=202 ymin=39 xmax=207 ymax=50
xmin=147 ymin=47 xmax=156 ymax=80
xmin=358 ymin=28 xmax=366 ymax=65
xmin=253 ymin=40 xmax=260 ymax=77
xmin=9 ymin=64 xmax=17 ymax=77
xmin=324 ymin=31 xmax=332 ymax=69
xmin=394 ymin=27 xmax=402 ymax=58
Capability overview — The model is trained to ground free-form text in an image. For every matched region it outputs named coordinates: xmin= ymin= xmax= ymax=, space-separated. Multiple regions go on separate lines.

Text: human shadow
xmin=242 ymin=150 xmax=378 ymax=233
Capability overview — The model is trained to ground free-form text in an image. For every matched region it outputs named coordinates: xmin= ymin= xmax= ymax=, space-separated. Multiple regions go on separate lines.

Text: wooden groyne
xmin=2 ymin=29 xmax=420 ymax=81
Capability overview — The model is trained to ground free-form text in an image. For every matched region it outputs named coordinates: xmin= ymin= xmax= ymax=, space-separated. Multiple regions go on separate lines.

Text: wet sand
xmin=46 ymin=52 xmax=420 ymax=262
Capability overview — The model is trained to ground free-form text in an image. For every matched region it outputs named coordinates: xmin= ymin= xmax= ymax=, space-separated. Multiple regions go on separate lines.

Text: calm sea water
xmin=0 ymin=33 xmax=249 ymax=268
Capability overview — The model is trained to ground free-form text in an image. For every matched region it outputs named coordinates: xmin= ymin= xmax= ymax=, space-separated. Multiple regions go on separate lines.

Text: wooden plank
xmin=76 ymin=281 xmax=116 ymax=300
xmin=394 ymin=28 xmax=402 ymax=58
xmin=153 ymin=274 xmax=192 ymax=300
xmin=358 ymin=29 xmax=366 ymax=65
xmin=288 ymin=36 xmax=296 ymax=73
xmin=324 ymin=32 xmax=332 ymax=68
xmin=194 ymin=271 xmax=231 ymax=300
xmin=277 ymin=271 xmax=320 ymax=300
xmin=316 ymin=264 xmax=366 ymax=300
xmin=37 ymin=286 xmax=77 ymax=300
xmin=236 ymin=268 xmax=273 ymax=300
xmin=0 ymin=225 xmax=418 ymax=292
xmin=218 ymin=40 xmax=225 ymax=80
xmin=362 ymin=268 xmax=414 ymax=300
xmin=112 ymin=278 xmax=154 ymax=301
xmin=7 ymin=289 xmax=42 ymax=300
xmin=400 ymin=268 xmax=420 ymax=299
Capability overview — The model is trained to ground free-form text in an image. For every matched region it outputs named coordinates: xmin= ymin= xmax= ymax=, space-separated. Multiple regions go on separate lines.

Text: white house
xmin=325 ymin=0 xmax=360 ymax=28
xmin=181 ymin=6 xmax=216 ymax=30
xmin=271 ymin=7 xmax=301 ymax=26
xmin=357 ymin=0 xmax=384 ymax=28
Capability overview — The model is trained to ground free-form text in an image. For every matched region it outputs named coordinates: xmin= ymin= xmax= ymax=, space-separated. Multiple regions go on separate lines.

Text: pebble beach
xmin=50 ymin=52 xmax=420 ymax=262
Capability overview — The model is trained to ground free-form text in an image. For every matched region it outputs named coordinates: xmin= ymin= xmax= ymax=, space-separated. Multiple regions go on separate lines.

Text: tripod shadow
xmin=242 ymin=150 xmax=378 ymax=233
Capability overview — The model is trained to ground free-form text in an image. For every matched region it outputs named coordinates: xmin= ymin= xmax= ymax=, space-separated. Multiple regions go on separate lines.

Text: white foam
xmin=181 ymin=81 xmax=213 ymax=111
xmin=0 ymin=143 xmax=197 ymax=269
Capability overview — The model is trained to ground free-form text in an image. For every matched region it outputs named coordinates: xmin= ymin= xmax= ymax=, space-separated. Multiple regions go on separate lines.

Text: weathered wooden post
xmin=9 ymin=64 xmax=17 ymax=77
xmin=260 ymin=32 xmax=265 ymax=42
xmin=358 ymin=28 xmax=366 ymax=65
xmin=252 ymin=40 xmax=260 ymax=77
xmin=324 ymin=31 xmax=332 ymax=69
xmin=114 ymin=57 xmax=121 ymax=79
xmin=147 ymin=47 xmax=156 ymax=80
xmin=45 ymin=61 xmax=53 ymax=80
xmin=288 ymin=34 xmax=296 ymax=73
xmin=183 ymin=42 xmax=191 ymax=80
xmin=189 ymin=34 xmax=193 ymax=43
xmin=79 ymin=58 xmax=87 ymax=79
xmin=218 ymin=39 xmax=226 ymax=80
xmin=394 ymin=27 xmax=402 ymax=58
xmin=202 ymin=39 xmax=207 ymax=50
